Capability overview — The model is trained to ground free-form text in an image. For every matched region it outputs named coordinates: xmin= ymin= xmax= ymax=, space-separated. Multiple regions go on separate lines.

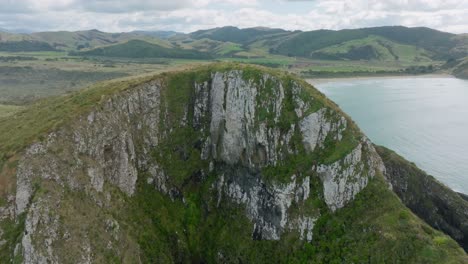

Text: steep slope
xmin=72 ymin=39 xmax=212 ymax=59
xmin=0 ymin=64 xmax=466 ymax=263
xmin=377 ymin=146 xmax=468 ymax=252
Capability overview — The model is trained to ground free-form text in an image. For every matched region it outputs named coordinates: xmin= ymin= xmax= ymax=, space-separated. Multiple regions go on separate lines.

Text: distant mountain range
xmin=1 ymin=26 xmax=467 ymax=62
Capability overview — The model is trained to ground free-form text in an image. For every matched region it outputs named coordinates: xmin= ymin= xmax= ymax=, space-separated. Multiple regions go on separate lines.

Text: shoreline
xmin=306 ymin=73 xmax=455 ymax=85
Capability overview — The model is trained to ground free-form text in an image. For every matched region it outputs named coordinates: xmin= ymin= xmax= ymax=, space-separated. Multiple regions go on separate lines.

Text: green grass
xmin=0 ymin=213 xmax=26 ymax=262
xmin=221 ymin=56 xmax=295 ymax=68
xmin=0 ymin=104 xmax=24 ymax=118
xmin=0 ymin=51 xmax=213 ymax=105
xmin=274 ymin=26 xmax=460 ymax=60
xmin=0 ymin=74 xmax=156 ymax=165
xmin=215 ymin=42 xmax=244 ymax=55
xmin=309 ymin=175 xmax=467 ymax=263
xmin=122 ymin=169 xmax=467 ymax=263
xmin=453 ymin=57 xmax=468 ymax=79
xmin=311 ymin=35 xmax=432 ymax=62
xmin=0 ymin=51 xmax=67 ymax=58
xmin=72 ymin=39 xmax=213 ymax=60
xmin=0 ymin=66 xmax=129 ymax=104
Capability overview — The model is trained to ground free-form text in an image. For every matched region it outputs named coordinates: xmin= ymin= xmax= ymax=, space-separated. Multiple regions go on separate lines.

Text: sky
xmin=0 ymin=0 xmax=466 ymax=34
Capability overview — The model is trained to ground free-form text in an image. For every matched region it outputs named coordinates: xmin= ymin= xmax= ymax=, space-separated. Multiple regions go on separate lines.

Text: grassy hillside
xmin=0 ymin=104 xmax=23 ymax=118
xmin=28 ymin=29 xmax=173 ymax=50
xmin=0 ymin=66 xmax=128 ymax=104
xmin=189 ymin=26 xmax=288 ymax=44
xmin=363 ymin=26 xmax=461 ymax=59
xmin=452 ymin=57 xmax=468 ymax=79
xmin=179 ymin=38 xmax=245 ymax=56
xmin=73 ymin=39 xmax=213 ymax=59
xmin=376 ymin=146 xmax=468 ymax=252
xmin=2 ymin=26 xmax=466 ymax=64
xmin=310 ymin=35 xmax=432 ymax=62
xmin=0 ymin=63 xmax=466 ymax=262
xmin=274 ymin=26 xmax=465 ymax=60
xmin=0 ymin=40 xmax=56 ymax=52
xmin=0 ymin=32 xmax=33 ymax=42
xmin=130 ymin=30 xmax=181 ymax=39
xmin=274 ymin=29 xmax=368 ymax=57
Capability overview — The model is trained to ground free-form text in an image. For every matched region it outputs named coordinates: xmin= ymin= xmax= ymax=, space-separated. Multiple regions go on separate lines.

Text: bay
xmin=311 ymin=77 xmax=468 ymax=194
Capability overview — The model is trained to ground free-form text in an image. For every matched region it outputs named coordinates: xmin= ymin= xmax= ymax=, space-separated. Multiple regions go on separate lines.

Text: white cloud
xmin=0 ymin=0 xmax=466 ymax=33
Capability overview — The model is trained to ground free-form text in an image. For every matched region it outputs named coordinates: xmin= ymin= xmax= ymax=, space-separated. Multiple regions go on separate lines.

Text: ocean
xmin=312 ymin=77 xmax=468 ymax=194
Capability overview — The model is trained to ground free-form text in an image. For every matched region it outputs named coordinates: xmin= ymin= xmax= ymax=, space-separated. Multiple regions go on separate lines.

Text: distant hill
xmin=452 ymin=57 xmax=468 ymax=79
xmin=181 ymin=26 xmax=467 ymax=62
xmin=72 ymin=39 xmax=213 ymax=59
xmin=0 ymin=31 xmax=33 ymax=42
xmin=189 ymin=26 xmax=289 ymax=44
xmin=273 ymin=26 xmax=465 ymax=60
xmin=309 ymin=35 xmax=432 ymax=62
xmin=131 ymin=30 xmax=181 ymax=39
xmin=1 ymin=26 xmax=466 ymax=62
xmin=30 ymin=29 xmax=173 ymax=50
xmin=0 ymin=40 xmax=56 ymax=52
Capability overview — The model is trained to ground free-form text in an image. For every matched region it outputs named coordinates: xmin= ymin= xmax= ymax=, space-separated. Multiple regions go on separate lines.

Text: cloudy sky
xmin=0 ymin=0 xmax=466 ymax=34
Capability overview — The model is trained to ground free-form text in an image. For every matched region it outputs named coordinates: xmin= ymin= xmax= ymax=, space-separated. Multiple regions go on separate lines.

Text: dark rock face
xmin=459 ymin=192 xmax=468 ymax=202
xmin=377 ymin=146 xmax=468 ymax=252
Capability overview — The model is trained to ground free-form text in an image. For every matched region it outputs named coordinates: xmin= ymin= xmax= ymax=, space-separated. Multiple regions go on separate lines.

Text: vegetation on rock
xmin=0 ymin=63 xmax=466 ymax=263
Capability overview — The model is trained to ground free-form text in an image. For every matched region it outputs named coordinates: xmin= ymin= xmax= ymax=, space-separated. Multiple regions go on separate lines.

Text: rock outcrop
xmin=0 ymin=65 xmax=466 ymax=263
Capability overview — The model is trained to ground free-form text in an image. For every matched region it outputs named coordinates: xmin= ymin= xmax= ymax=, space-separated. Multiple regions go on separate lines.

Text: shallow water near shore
xmin=311 ymin=77 xmax=468 ymax=194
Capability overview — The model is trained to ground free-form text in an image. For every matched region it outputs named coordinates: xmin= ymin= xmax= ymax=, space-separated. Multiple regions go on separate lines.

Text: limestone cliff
xmin=0 ymin=64 xmax=466 ymax=263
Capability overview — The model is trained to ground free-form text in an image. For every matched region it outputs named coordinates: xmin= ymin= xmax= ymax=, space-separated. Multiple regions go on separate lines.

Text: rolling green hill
xmin=189 ymin=26 xmax=288 ymax=44
xmin=0 ymin=31 xmax=33 ymax=42
xmin=1 ymin=26 xmax=466 ymax=70
xmin=179 ymin=38 xmax=245 ymax=56
xmin=273 ymin=26 xmax=465 ymax=60
xmin=452 ymin=57 xmax=468 ymax=79
xmin=310 ymin=35 xmax=432 ymax=62
xmin=130 ymin=30 xmax=181 ymax=39
xmin=0 ymin=40 xmax=56 ymax=52
xmin=185 ymin=26 xmax=465 ymax=62
xmin=31 ymin=29 xmax=174 ymax=50
xmin=72 ymin=39 xmax=213 ymax=59
xmin=0 ymin=29 xmax=173 ymax=51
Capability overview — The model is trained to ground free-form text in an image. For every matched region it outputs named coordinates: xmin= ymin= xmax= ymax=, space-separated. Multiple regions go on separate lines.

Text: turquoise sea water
xmin=313 ymin=77 xmax=468 ymax=194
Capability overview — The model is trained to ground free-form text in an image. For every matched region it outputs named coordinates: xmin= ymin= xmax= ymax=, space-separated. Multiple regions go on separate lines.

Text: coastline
xmin=306 ymin=73 xmax=455 ymax=85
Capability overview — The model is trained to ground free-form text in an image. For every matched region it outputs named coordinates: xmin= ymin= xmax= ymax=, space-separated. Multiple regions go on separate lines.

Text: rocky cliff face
xmin=0 ymin=65 xmax=466 ymax=263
